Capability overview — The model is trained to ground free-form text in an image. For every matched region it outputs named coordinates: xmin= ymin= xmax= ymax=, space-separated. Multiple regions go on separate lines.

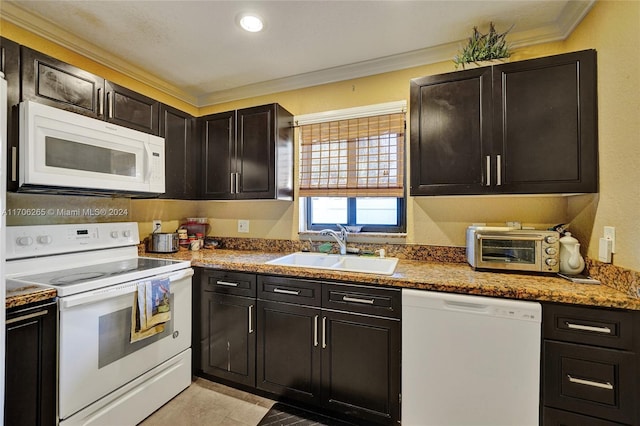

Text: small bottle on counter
xmin=196 ymin=233 xmax=204 ymax=248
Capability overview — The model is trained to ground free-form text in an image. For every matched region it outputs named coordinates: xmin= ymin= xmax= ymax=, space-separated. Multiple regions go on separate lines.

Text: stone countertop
xmin=145 ymin=249 xmax=640 ymax=311
xmin=6 ymin=282 xmax=57 ymax=310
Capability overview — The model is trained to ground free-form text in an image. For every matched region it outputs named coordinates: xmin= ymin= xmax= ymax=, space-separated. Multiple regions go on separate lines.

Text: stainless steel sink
xmin=265 ymin=252 xmax=398 ymax=275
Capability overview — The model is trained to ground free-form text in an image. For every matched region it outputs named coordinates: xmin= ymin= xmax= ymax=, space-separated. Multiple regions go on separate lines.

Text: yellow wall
xmin=2 ymin=1 xmax=639 ymax=272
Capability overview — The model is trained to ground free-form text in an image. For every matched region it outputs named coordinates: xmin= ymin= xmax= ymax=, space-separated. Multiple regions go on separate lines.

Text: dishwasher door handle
xmin=443 ymin=300 xmax=490 ymax=312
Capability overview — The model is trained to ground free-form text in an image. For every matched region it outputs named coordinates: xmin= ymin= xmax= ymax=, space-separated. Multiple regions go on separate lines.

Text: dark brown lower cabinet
xmin=542 ymin=303 xmax=640 ymax=425
xmin=321 ymin=310 xmax=400 ymax=425
xmin=257 ymin=300 xmax=321 ymax=405
xmin=5 ymin=300 xmax=57 ymax=426
xmin=200 ymin=291 xmax=256 ymax=387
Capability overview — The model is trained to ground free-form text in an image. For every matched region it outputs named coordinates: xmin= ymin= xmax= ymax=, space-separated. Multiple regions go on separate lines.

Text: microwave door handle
xmin=477 ymin=234 xmax=544 ymax=241
xmin=144 ymin=143 xmax=153 ymax=182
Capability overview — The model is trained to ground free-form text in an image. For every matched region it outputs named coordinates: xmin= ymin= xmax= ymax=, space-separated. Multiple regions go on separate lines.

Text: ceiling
xmin=1 ymin=1 xmax=595 ymax=107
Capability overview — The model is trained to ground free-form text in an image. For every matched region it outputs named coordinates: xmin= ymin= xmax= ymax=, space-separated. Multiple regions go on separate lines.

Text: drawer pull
xmin=273 ymin=288 xmax=300 ymax=296
xmin=567 ymin=375 xmax=614 ymax=390
xmin=216 ymin=280 xmax=239 ymax=287
xmin=566 ymin=322 xmax=612 ymax=334
xmin=6 ymin=309 xmax=49 ymax=325
xmin=343 ymin=295 xmax=375 ymax=305
xmin=248 ymin=305 xmax=254 ymax=334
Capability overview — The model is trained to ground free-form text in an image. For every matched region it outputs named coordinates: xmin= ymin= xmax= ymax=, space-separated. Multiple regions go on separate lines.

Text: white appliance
xmin=18 ymin=100 xmax=165 ymax=196
xmin=402 ymin=289 xmax=541 ymax=426
xmin=0 ymin=68 xmax=8 ymax=426
xmin=6 ymin=222 xmax=192 ymax=426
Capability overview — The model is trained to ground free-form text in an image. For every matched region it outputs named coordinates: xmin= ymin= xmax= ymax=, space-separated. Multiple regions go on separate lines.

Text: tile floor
xmin=140 ymin=378 xmax=275 ymax=426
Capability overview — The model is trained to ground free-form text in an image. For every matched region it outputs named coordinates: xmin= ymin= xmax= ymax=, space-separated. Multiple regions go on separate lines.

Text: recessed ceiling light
xmin=239 ymin=14 xmax=264 ymax=32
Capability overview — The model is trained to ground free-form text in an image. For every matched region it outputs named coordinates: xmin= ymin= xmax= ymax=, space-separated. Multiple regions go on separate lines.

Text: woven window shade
xmin=299 ymin=113 xmax=405 ymax=197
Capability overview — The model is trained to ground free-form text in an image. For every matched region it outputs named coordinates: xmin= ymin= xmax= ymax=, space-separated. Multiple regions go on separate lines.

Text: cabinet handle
xmin=496 ymin=154 xmax=502 ymax=186
xmin=565 ymin=322 xmax=612 ymax=334
xmin=230 ymin=174 xmax=235 ymax=194
xmin=106 ymin=91 xmax=113 ymax=119
xmin=322 ymin=316 xmax=327 ymax=349
xmin=216 ymin=280 xmax=239 ymax=287
xmin=273 ymin=288 xmax=300 ymax=295
xmin=314 ymin=315 xmax=319 ymax=347
xmin=342 ymin=295 xmax=375 ymax=305
xmin=485 ymin=156 xmax=491 ymax=186
xmin=567 ymin=375 xmax=613 ymax=390
xmin=235 ymin=173 xmax=240 ymax=194
xmin=248 ymin=304 xmax=253 ymax=334
xmin=6 ymin=309 xmax=49 ymax=325
xmin=97 ymin=88 xmax=103 ymax=116
xmin=11 ymin=146 xmax=17 ymax=182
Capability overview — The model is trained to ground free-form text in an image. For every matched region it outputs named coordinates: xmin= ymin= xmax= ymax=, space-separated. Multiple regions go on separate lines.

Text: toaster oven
xmin=466 ymin=226 xmax=560 ymax=273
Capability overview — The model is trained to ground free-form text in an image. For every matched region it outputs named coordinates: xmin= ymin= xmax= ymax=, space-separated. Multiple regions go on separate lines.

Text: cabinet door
xmin=493 ymin=50 xmax=597 ymax=193
xmin=257 ymin=300 xmax=321 ymax=405
xmin=1 ymin=37 xmax=20 ymax=191
xmin=201 ymin=111 xmax=235 ymax=199
xmin=321 ymin=311 xmax=400 ymax=425
xmin=410 ymin=67 xmax=493 ymax=195
xmin=105 ymin=81 xmax=159 ymax=134
xmin=236 ymin=104 xmax=276 ymax=199
xmin=160 ymin=104 xmax=197 ymax=199
xmin=5 ymin=302 xmax=57 ymax=426
xmin=200 ymin=292 xmax=255 ymax=387
xmin=21 ymin=46 xmax=104 ymax=118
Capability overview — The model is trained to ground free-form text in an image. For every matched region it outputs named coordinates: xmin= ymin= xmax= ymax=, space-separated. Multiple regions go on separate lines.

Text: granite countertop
xmin=6 ymin=282 xmax=57 ymax=310
xmin=145 ymin=249 xmax=640 ymax=311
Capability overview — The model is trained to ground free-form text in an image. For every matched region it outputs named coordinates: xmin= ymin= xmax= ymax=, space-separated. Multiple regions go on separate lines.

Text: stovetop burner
xmin=12 ymin=257 xmax=182 ymax=288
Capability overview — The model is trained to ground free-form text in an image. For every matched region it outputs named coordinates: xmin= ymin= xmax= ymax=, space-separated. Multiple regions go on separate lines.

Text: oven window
xmin=98 ymin=294 xmax=174 ymax=369
xmin=481 ymin=239 xmax=536 ymax=264
xmin=45 ymin=136 xmax=136 ymax=177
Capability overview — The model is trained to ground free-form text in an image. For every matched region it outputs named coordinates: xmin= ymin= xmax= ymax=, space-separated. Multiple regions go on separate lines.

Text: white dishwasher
xmin=402 ymin=289 xmax=541 ymax=426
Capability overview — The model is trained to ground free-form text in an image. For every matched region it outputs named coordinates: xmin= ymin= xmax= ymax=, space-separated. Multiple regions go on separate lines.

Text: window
xmin=297 ymin=102 xmax=406 ymax=233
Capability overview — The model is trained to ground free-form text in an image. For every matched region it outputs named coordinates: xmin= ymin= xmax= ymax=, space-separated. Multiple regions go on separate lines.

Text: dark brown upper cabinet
xmin=1 ymin=37 xmax=21 ymax=192
xmin=21 ymin=46 xmax=160 ymax=135
xmin=159 ymin=104 xmax=197 ymax=199
xmin=410 ymin=49 xmax=598 ymax=196
xmin=21 ymin=46 xmax=104 ymax=118
xmin=104 ymin=81 xmax=159 ymax=135
xmin=200 ymin=103 xmax=293 ymax=200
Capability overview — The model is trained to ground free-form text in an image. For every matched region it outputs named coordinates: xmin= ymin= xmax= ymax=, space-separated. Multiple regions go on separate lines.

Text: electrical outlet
xmin=604 ymin=226 xmax=616 ymax=253
xmin=152 ymin=220 xmax=162 ymax=233
xmin=238 ymin=219 xmax=250 ymax=233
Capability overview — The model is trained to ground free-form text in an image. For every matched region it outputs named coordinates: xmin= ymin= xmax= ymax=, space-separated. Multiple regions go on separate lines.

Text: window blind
xmin=299 ymin=112 xmax=405 ymax=197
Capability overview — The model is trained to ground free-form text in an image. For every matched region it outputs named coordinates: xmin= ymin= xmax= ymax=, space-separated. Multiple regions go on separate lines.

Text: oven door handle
xmin=59 ymin=268 xmax=194 ymax=310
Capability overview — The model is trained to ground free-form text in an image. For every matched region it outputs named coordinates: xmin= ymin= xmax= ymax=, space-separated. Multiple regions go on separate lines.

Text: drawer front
xmin=543 ymin=407 xmax=626 ymax=425
xmin=543 ymin=303 xmax=635 ymax=350
xmin=323 ymin=283 xmax=401 ymax=319
xmin=202 ymin=270 xmax=256 ymax=297
xmin=257 ymin=276 xmax=322 ymax=307
xmin=544 ymin=341 xmax=636 ymax=424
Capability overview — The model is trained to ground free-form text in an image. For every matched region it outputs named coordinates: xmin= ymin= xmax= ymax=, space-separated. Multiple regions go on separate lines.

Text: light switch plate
xmin=238 ymin=220 xmax=250 ymax=233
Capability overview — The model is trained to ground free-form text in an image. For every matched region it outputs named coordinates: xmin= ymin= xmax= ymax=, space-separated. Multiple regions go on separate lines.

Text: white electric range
xmin=6 ymin=222 xmax=193 ymax=426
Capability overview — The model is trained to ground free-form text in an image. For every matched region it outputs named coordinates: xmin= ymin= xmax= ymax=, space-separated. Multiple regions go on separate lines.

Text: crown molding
xmin=2 ymin=0 xmax=595 ymax=108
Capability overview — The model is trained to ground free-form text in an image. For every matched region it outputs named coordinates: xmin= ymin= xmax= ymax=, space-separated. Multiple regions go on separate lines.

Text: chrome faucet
xmin=320 ymin=224 xmax=348 ymax=255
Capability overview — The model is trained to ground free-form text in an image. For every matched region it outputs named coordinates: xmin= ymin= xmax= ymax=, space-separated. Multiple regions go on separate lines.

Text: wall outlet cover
xmin=238 ymin=220 xmax=250 ymax=233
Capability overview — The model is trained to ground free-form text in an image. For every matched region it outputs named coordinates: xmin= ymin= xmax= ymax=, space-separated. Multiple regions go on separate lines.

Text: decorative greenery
xmin=453 ymin=22 xmax=513 ymax=69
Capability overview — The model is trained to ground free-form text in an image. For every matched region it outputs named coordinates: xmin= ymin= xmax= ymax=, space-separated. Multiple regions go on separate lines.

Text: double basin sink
xmin=265 ymin=252 xmax=398 ymax=275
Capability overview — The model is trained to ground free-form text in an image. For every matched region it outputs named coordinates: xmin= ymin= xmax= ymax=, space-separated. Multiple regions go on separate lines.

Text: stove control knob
xmin=17 ymin=236 xmax=34 ymax=246
xmin=545 ymin=258 xmax=558 ymax=266
xmin=544 ymin=235 xmax=558 ymax=244
xmin=122 ymin=230 xmax=131 ymax=238
xmin=110 ymin=231 xmax=119 ymax=239
xmin=37 ymin=235 xmax=53 ymax=245
xmin=545 ymin=247 xmax=557 ymax=255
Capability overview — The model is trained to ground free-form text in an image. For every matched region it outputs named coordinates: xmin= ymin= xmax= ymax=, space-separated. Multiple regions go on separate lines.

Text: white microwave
xmin=18 ymin=100 xmax=165 ymax=196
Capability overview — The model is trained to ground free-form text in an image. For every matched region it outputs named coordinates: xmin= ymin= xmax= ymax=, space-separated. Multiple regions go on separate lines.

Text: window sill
xmin=299 ymin=231 xmax=407 ymax=245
